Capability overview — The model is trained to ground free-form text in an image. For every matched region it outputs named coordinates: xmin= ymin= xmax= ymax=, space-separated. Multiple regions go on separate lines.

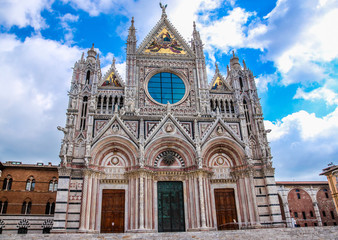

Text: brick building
xmin=0 ymin=161 xmax=58 ymax=234
xmin=277 ymin=181 xmax=337 ymax=228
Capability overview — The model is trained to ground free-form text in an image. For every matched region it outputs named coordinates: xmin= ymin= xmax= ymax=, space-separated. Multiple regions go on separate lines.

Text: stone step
xmin=1 ymin=227 xmax=337 ymax=240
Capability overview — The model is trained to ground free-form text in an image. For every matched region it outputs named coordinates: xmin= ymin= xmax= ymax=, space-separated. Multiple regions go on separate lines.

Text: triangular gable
xmin=201 ymin=117 xmax=244 ymax=148
xmin=92 ymin=114 xmax=138 ymax=146
xmin=210 ymin=71 xmax=232 ymax=92
xmin=145 ymin=113 xmax=194 ymax=147
xmin=137 ymin=17 xmax=194 ymax=58
xmin=99 ymin=59 xmax=124 ymax=88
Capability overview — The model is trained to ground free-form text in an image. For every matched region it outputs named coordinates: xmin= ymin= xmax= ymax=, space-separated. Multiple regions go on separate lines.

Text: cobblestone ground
xmin=0 ymin=227 xmax=337 ymax=240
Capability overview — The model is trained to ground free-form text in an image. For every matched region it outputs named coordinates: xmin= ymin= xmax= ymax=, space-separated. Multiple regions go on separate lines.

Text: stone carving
xmin=89 ymin=97 xmax=96 ymax=110
xmin=0 ymin=219 xmax=5 ymax=230
xmin=164 ymin=123 xmax=174 ymax=133
xmin=111 ymin=157 xmax=119 ymax=165
xmin=112 ymin=123 xmax=120 ymax=133
xmin=162 ymin=151 xmax=175 ymax=166
xmin=17 ymin=219 xmax=30 ymax=229
xmin=57 ymin=126 xmax=68 ymax=135
xmin=42 ymin=219 xmax=53 ymax=229
xmin=67 ymin=142 xmax=73 ymax=156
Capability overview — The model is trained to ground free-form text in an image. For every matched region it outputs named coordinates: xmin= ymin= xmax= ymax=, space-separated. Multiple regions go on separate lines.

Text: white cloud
xmin=265 ymin=107 xmax=338 ymax=141
xmin=259 ymin=0 xmax=338 ymax=85
xmin=61 ymin=0 xmax=121 ymax=17
xmin=255 ymin=73 xmax=278 ymax=92
xmin=0 ymin=0 xmax=53 ymax=30
xmin=200 ymin=7 xmax=254 ymax=54
xmin=0 ymin=34 xmax=82 ymax=163
xmin=60 ymin=13 xmax=79 ymax=44
xmin=265 ymin=107 xmax=338 ymax=180
xmin=294 ymin=86 xmax=338 ymax=105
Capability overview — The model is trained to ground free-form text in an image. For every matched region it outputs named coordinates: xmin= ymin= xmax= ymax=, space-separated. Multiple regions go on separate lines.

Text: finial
xmin=227 ymin=65 xmax=230 ymax=73
xmin=160 ymin=2 xmax=167 ymax=17
xmin=91 ymin=43 xmax=94 ymax=50
xmin=131 ymin=17 xmax=134 ymax=26
xmin=81 ymin=52 xmax=84 ymax=61
xmin=193 ymin=21 xmax=196 ymax=30
xmin=243 ymin=59 xmax=247 ymax=70
xmin=112 ymin=57 xmax=116 ymax=66
xmin=232 ymin=50 xmax=235 ymax=57
xmin=215 ymin=62 xmax=219 ymax=72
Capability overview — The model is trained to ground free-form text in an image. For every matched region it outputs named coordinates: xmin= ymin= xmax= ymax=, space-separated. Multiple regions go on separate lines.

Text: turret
xmin=230 ymin=51 xmax=242 ymax=70
xmin=87 ymin=43 xmax=97 ymax=62
xmin=126 ymin=17 xmax=136 ymax=55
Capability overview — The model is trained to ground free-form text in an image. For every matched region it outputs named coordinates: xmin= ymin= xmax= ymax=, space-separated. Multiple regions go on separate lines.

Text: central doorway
xmin=157 ymin=181 xmax=185 ymax=232
xmin=100 ymin=189 xmax=125 ymax=233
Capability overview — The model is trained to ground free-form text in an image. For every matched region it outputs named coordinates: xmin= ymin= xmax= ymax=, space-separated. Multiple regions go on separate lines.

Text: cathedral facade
xmin=53 ymin=8 xmax=282 ymax=233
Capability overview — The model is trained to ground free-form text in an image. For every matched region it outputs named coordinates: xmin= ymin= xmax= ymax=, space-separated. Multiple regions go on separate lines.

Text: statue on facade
xmin=67 ymin=142 xmax=73 ymax=156
xmin=89 ymin=97 xmax=96 ymax=110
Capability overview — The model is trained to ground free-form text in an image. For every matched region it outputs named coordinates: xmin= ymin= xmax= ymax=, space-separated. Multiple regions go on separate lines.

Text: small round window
xmin=147 ymin=72 xmax=185 ymax=104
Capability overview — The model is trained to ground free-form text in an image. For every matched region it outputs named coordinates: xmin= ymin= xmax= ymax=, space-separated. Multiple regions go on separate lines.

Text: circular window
xmin=147 ymin=72 xmax=186 ymax=104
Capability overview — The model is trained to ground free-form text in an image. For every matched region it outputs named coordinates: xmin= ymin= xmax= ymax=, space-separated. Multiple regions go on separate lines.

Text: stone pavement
xmin=0 ymin=227 xmax=337 ymax=240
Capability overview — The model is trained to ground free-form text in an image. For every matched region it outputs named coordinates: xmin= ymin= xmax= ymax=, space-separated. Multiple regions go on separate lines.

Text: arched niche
xmin=91 ymin=136 xmax=138 ymax=168
xmin=202 ymin=137 xmax=245 ymax=168
xmin=145 ymin=136 xmax=196 ymax=168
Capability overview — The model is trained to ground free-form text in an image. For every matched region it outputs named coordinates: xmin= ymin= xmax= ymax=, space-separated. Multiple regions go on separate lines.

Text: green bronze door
xmin=158 ymin=181 xmax=185 ymax=232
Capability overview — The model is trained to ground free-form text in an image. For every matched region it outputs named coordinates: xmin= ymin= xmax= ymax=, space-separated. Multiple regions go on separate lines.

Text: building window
xmin=322 ymin=211 xmax=326 ymax=217
xmin=331 ymin=211 xmax=335 ymax=219
xmin=80 ymin=96 xmax=88 ymax=130
xmin=304 ymin=223 xmax=308 ymax=227
xmin=294 ymin=212 xmax=298 ymax=218
xmin=86 ymin=70 xmax=90 ymax=84
xmin=0 ymin=200 xmax=8 ymax=214
xmin=45 ymin=201 xmax=55 ymax=215
xmin=21 ymin=200 xmax=32 ymax=214
xmin=302 ymin=211 xmax=306 ymax=219
xmin=243 ymin=99 xmax=251 ymax=135
xmin=324 ymin=222 xmax=327 ymax=226
xmin=48 ymin=178 xmax=58 ymax=192
xmin=323 ymin=189 xmax=329 ymax=198
xmin=239 ymin=77 xmax=243 ymax=90
xmin=310 ymin=211 xmax=314 ymax=217
xmin=147 ymin=72 xmax=185 ymax=104
xmin=295 ymin=189 xmax=300 ymax=199
xmin=2 ymin=176 xmax=12 ymax=190
xmin=314 ymin=223 xmax=318 ymax=226
xmin=25 ymin=177 xmax=35 ymax=191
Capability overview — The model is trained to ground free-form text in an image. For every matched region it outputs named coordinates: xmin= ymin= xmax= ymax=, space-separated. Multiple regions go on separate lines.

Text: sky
xmin=0 ymin=0 xmax=337 ymax=181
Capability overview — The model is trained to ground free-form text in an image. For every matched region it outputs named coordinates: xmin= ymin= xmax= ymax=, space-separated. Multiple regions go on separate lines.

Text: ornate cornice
xmin=210 ymin=178 xmax=235 ymax=184
xmin=100 ymin=179 xmax=129 ymax=184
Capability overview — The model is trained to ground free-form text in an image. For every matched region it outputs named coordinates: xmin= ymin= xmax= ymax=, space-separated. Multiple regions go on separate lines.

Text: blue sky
xmin=0 ymin=0 xmax=337 ymax=181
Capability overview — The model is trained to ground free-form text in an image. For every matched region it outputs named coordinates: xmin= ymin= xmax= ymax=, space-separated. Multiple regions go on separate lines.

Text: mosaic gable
xmin=102 ymin=71 xmax=122 ymax=87
xmin=144 ymin=27 xmax=187 ymax=55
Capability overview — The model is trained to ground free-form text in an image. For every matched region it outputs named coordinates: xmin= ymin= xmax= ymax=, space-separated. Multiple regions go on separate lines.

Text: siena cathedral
xmin=54 ymin=7 xmax=282 ymax=233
